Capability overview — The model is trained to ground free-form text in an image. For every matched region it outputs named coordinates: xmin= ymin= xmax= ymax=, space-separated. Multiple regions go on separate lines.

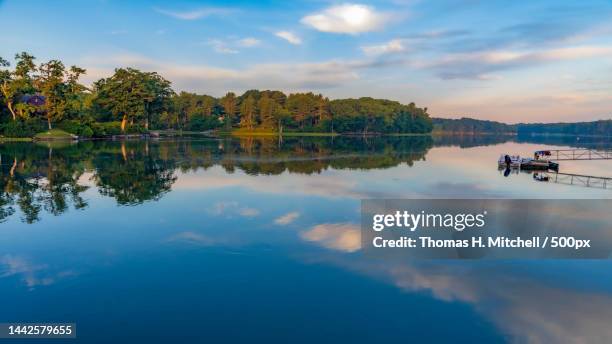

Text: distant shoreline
xmin=4 ymin=129 xmax=612 ymax=143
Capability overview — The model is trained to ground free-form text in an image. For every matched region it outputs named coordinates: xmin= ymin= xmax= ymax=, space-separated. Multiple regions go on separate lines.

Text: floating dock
xmin=535 ymin=149 xmax=612 ymax=161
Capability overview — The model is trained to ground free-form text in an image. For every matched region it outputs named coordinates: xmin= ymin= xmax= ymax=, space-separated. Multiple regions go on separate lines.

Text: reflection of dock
xmin=540 ymin=149 xmax=612 ymax=161
xmin=533 ymin=172 xmax=612 ymax=189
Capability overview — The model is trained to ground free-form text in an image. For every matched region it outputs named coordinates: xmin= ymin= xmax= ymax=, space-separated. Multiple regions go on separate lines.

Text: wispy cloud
xmin=301 ymin=3 xmax=391 ymax=34
xmin=207 ymin=39 xmax=239 ymax=54
xmin=424 ymin=45 xmax=612 ymax=80
xmin=274 ymin=211 xmax=300 ymax=225
xmin=205 ymin=37 xmax=261 ymax=54
xmin=80 ymin=53 xmax=364 ymax=92
xmin=237 ymin=37 xmax=261 ymax=47
xmin=275 ymin=31 xmax=302 ymax=45
xmin=153 ymin=7 xmax=231 ymax=20
xmin=362 ymin=39 xmax=406 ymax=56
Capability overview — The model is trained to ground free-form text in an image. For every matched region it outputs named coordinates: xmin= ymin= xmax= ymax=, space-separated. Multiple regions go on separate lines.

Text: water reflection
xmin=1 ymin=136 xmax=612 ymax=343
xmin=0 ymin=136 xmax=432 ymax=223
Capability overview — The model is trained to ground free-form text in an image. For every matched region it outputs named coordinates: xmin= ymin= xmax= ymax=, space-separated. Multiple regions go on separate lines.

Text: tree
xmin=258 ymin=94 xmax=276 ymax=129
xmin=0 ymin=56 xmax=14 ymax=120
xmin=239 ymin=95 xmax=257 ymax=129
xmin=93 ymin=68 xmax=172 ymax=132
xmin=220 ymin=92 xmax=237 ymax=130
xmin=0 ymin=52 xmax=37 ymax=121
xmin=36 ymin=59 xmax=67 ymax=129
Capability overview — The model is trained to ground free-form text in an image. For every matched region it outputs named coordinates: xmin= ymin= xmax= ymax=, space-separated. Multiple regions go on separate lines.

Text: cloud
xmin=274 ymin=211 xmax=300 ymax=225
xmin=300 ymin=223 xmax=361 ymax=252
xmin=275 ymin=31 xmax=302 ymax=45
xmin=237 ymin=37 xmax=261 ymax=47
xmin=153 ymin=7 xmax=231 ymax=20
xmin=205 ymin=37 xmax=261 ymax=54
xmin=424 ymin=45 xmax=612 ymax=80
xmin=361 ymin=39 xmax=406 ymax=56
xmin=80 ymin=53 xmax=362 ymax=92
xmin=207 ymin=39 xmax=239 ymax=54
xmin=301 ymin=3 xmax=390 ymax=34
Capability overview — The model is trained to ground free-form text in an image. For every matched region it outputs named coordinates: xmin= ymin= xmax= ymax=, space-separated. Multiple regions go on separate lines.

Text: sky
xmin=0 ymin=0 xmax=611 ymax=123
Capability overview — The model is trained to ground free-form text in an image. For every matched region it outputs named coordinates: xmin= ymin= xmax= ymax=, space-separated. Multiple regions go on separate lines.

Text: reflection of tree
xmin=432 ymin=134 xmax=512 ymax=148
xmin=0 ymin=142 xmax=89 ymax=223
xmin=92 ymin=142 xmax=177 ymax=205
xmin=0 ymin=136 xmax=433 ymax=223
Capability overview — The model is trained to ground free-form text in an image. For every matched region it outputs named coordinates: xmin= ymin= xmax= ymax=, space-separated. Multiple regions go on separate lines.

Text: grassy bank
xmin=226 ymin=129 xmax=340 ymax=137
xmin=33 ymin=129 xmax=77 ymax=141
xmin=0 ymin=137 xmax=33 ymax=142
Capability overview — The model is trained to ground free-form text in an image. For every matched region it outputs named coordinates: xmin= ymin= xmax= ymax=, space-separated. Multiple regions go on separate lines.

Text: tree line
xmin=433 ymin=117 xmax=612 ymax=137
xmin=0 ymin=52 xmax=433 ymax=137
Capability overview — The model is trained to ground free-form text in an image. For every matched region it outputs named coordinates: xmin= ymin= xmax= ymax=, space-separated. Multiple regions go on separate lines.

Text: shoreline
xmin=3 ymin=130 xmax=612 ymax=142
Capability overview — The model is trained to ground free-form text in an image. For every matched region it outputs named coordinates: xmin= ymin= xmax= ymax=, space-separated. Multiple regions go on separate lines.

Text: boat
xmin=498 ymin=155 xmax=521 ymax=168
xmin=498 ymin=154 xmax=559 ymax=171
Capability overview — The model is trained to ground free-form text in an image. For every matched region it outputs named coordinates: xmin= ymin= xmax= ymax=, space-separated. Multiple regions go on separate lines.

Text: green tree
xmin=36 ymin=59 xmax=67 ymax=129
xmin=0 ymin=52 xmax=37 ymax=121
xmin=220 ymin=92 xmax=237 ymax=130
xmin=239 ymin=95 xmax=257 ymax=129
xmin=258 ymin=94 xmax=276 ymax=129
xmin=93 ymin=68 xmax=172 ymax=132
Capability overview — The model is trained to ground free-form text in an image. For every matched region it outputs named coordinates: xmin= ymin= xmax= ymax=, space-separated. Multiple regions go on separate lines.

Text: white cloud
xmin=207 ymin=39 xmax=239 ymax=54
xmin=274 ymin=211 xmax=300 ymax=225
xmin=275 ymin=31 xmax=302 ymax=45
xmin=153 ymin=7 xmax=230 ymax=20
xmin=238 ymin=37 xmax=261 ymax=47
xmin=301 ymin=4 xmax=389 ymax=34
xmin=361 ymin=39 xmax=406 ymax=56
xmin=300 ymin=223 xmax=361 ymax=252
xmin=80 ymin=53 xmax=362 ymax=93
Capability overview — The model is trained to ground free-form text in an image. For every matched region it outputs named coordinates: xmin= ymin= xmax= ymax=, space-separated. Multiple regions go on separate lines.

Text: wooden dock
xmin=533 ymin=171 xmax=612 ymax=189
xmin=537 ymin=149 xmax=612 ymax=161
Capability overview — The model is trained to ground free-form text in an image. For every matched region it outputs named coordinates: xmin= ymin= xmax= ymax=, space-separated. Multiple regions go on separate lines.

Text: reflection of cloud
xmin=300 ymin=244 xmax=612 ymax=344
xmin=301 ymin=4 xmax=390 ymax=34
xmin=0 ymin=255 xmax=74 ymax=289
xmin=175 ymin=166 xmax=383 ymax=199
xmin=165 ymin=231 xmax=219 ymax=246
xmin=274 ymin=211 xmax=300 ymax=225
xmin=211 ymin=201 xmax=259 ymax=217
xmin=238 ymin=207 xmax=260 ymax=217
xmin=382 ymin=263 xmax=612 ymax=343
xmin=300 ymin=223 xmax=361 ymax=252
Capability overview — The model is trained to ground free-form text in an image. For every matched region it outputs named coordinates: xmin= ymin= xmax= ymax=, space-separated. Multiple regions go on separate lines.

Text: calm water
xmin=1 ymin=135 xmax=612 ymax=343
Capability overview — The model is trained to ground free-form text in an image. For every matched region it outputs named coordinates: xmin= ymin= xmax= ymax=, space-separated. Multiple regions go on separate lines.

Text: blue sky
xmin=1 ymin=0 xmax=612 ymax=122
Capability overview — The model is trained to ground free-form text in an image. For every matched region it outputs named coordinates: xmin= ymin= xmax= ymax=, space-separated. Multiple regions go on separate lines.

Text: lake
xmin=1 ymin=135 xmax=612 ymax=343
